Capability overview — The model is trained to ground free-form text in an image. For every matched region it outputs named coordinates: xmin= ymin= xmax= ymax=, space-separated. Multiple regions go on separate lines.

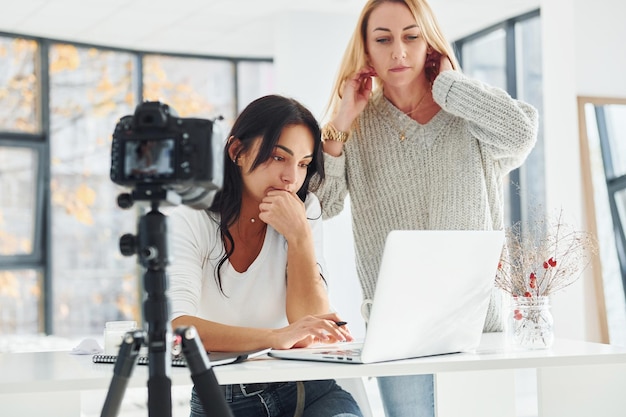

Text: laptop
xmin=269 ymin=230 xmax=505 ymax=364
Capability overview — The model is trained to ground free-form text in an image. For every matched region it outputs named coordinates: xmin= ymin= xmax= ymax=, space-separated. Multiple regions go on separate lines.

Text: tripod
xmin=100 ymin=185 xmax=234 ymax=417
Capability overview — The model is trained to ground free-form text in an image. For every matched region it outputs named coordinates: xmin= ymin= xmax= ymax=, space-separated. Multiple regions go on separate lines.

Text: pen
xmin=334 ymin=321 xmax=348 ymax=327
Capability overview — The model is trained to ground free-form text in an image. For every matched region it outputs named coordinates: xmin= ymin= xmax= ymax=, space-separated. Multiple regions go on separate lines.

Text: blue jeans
xmin=377 ymin=374 xmax=434 ymax=417
xmin=190 ymin=380 xmax=362 ymax=417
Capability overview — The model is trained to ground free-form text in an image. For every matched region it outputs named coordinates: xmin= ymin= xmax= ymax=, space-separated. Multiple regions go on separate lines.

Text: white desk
xmin=2 ymin=333 xmax=626 ymax=417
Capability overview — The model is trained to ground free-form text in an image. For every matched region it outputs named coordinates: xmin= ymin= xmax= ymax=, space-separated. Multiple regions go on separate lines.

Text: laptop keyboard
xmin=314 ymin=348 xmax=362 ymax=361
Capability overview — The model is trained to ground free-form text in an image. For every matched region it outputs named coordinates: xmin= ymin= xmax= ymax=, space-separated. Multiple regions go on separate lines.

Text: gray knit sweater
xmin=313 ymin=70 xmax=538 ymax=332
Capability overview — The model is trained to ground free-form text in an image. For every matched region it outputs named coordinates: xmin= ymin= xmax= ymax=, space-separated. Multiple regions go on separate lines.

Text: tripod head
xmin=117 ymin=185 xmax=177 ymax=270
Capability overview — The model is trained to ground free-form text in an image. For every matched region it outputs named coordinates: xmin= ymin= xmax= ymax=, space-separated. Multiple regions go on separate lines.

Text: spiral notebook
xmin=93 ymin=348 xmax=271 ymax=367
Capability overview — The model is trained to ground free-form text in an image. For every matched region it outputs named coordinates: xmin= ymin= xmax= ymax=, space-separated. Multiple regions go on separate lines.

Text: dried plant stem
xmin=495 ymin=209 xmax=598 ymax=298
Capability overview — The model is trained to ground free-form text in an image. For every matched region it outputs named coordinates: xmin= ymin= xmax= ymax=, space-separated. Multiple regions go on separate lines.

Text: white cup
xmin=104 ymin=321 xmax=137 ymax=355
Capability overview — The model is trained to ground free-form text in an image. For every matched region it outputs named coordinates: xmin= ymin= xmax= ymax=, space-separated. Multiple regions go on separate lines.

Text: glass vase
xmin=507 ymin=296 xmax=554 ymax=349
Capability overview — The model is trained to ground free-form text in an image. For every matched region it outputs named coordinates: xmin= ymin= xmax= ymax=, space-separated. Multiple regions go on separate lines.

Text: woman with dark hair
xmin=168 ymin=95 xmax=363 ymax=417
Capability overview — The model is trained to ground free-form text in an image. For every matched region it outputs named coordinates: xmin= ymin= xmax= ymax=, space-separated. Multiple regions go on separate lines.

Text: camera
xmin=110 ymin=101 xmax=223 ymax=209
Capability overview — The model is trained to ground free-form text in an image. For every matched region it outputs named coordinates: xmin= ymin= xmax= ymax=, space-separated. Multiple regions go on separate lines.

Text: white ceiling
xmin=0 ymin=0 xmax=539 ymax=58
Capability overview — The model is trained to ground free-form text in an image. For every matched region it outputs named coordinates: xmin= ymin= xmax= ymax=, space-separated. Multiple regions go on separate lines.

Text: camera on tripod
xmin=110 ymin=101 xmax=223 ymax=209
xmin=100 ymin=101 xmax=234 ymax=417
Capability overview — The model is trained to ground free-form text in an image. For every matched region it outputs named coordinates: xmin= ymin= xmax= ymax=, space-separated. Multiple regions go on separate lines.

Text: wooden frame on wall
xmin=577 ymin=96 xmax=626 ymax=344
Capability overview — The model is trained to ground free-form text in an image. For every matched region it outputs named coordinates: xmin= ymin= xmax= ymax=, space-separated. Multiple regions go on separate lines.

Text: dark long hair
xmin=208 ymin=94 xmax=325 ymax=290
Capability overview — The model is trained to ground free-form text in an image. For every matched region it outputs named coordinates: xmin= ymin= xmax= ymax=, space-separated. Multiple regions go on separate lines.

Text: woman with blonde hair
xmin=313 ymin=1 xmax=538 ymax=416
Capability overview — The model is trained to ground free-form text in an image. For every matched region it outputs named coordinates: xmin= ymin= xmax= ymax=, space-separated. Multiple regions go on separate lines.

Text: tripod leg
xmin=143 ymin=267 xmax=173 ymax=417
xmin=176 ymin=326 xmax=234 ymax=417
xmin=100 ymin=330 xmax=145 ymax=417
xmin=147 ymin=347 xmax=172 ymax=417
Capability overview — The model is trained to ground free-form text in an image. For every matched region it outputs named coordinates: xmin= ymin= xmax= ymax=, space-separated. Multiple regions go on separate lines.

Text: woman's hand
xmin=439 ymin=52 xmax=453 ymax=73
xmin=333 ymin=66 xmax=377 ymax=131
xmin=425 ymin=49 xmax=453 ymax=84
xmin=270 ymin=313 xmax=354 ymax=350
xmin=258 ymin=189 xmax=307 ymax=243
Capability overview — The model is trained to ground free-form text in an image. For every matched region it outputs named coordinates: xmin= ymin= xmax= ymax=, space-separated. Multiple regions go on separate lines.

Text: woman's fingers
xmin=278 ymin=315 xmax=354 ymax=348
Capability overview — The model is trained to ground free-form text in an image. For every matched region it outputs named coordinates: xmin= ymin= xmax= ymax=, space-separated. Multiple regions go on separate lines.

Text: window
xmin=236 ymin=60 xmax=276 ymax=113
xmin=580 ymin=98 xmax=626 ymax=345
xmin=0 ymin=146 xmax=40 ymax=257
xmin=0 ymin=37 xmax=40 ymax=134
xmin=143 ymin=54 xmax=236 ymax=122
xmin=0 ymin=143 xmax=43 ymax=334
xmin=48 ymin=44 xmax=140 ymax=336
xmin=455 ymin=10 xmax=544 ymax=227
xmin=0 ymin=32 xmax=274 ymax=336
xmin=0 ymin=35 xmax=44 ymax=334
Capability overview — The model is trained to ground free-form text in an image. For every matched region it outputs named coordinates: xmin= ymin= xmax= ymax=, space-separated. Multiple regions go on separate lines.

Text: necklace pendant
xmin=400 ymin=133 xmax=406 ymax=141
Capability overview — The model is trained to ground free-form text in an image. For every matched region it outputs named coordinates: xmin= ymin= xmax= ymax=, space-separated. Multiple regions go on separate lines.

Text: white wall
xmin=274 ymin=11 xmax=367 ymax=339
xmin=574 ymin=0 xmax=626 ymax=97
xmin=274 ymin=1 xmax=626 ymax=343
xmin=540 ymin=0 xmax=590 ymax=341
xmin=540 ymin=0 xmax=626 ymax=342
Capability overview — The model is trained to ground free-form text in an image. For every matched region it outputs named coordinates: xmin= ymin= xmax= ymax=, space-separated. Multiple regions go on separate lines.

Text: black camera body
xmin=110 ymin=101 xmax=222 ymax=208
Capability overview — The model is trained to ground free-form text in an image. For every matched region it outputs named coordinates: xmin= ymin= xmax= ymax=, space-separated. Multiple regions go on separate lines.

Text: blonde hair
xmin=325 ymin=0 xmax=459 ymax=121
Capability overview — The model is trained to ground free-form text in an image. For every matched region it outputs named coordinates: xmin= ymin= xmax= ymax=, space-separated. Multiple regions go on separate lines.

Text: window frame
xmin=453 ymin=9 xmax=542 ymax=226
xmin=0 ymin=32 xmax=272 ymax=335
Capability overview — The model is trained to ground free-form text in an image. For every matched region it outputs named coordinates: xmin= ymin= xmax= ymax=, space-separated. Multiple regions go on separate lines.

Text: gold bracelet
xmin=321 ymin=123 xmax=350 ymax=143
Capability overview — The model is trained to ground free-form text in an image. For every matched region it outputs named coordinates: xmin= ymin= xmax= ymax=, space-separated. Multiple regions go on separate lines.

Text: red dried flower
xmin=494 ymin=209 xmax=598 ymax=298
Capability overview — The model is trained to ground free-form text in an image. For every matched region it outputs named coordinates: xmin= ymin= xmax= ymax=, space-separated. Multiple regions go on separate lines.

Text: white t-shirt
xmin=167 ymin=192 xmax=327 ymax=329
